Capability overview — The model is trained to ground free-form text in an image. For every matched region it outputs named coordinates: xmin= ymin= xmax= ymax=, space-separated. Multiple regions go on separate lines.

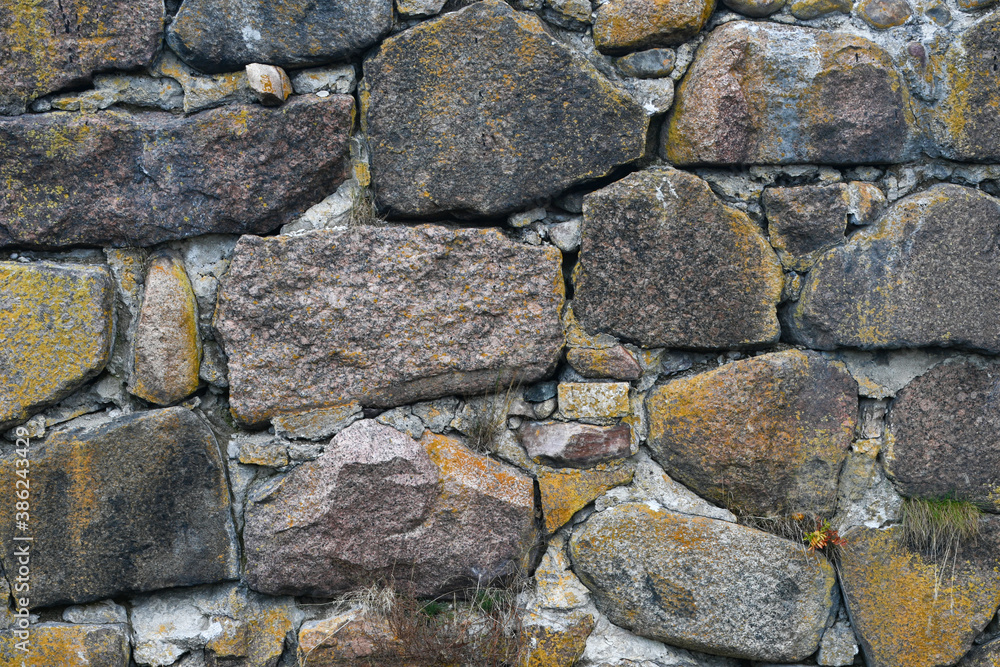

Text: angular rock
xmin=151 ymin=51 xmax=255 ymax=113
xmin=557 ymin=383 xmax=631 ymax=422
xmin=567 ymin=346 xmax=643 ymax=381
xmin=931 ymin=11 xmax=1000 ymax=161
xmin=647 ymin=350 xmax=857 ymax=518
xmin=593 ymin=0 xmax=715 ymax=54
xmin=245 ymin=64 xmax=292 ymax=106
xmin=764 ymin=184 xmax=851 ymax=271
xmin=664 ymin=22 xmax=917 ymax=165
xmin=538 ymin=464 xmax=634 ymax=533
xmin=167 ymin=0 xmax=392 ymax=74
xmin=0 ymin=262 xmax=113 ymax=429
xmin=0 ymin=623 xmax=129 ymax=666
xmin=130 ymin=251 xmax=202 ymax=405
xmin=788 ymin=185 xmax=1000 ymax=352
xmin=290 ymin=64 xmax=356 ymax=95
xmin=243 ymin=423 xmax=536 ymax=597
xmin=0 ymin=96 xmax=353 ymax=248
xmin=215 ymin=226 xmax=564 ymax=425
xmin=521 ymin=422 xmax=632 ymax=467
xmin=570 ymin=504 xmax=836 ymax=661
xmin=789 ymin=0 xmax=852 ymax=17
xmin=534 ymin=537 xmax=592 ymax=610
xmin=884 ymin=358 xmax=1000 ymax=509
xmin=362 ymin=0 xmax=647 ymax=217
xmin=63 ymin=600 xmax=128 ymax=625
xmin=960 ymin=638 xmax=1000 ymax=667
xmin=0 ymin=408 xmax=238 ymax=607
xmin=0 ymin=0 xmax=162 ymax=114
xmin=818 ymin=621 xmax=860 ymax=666
xmin=833 ymin=443 xmax=903 ymax=533
xmin=398 ymin=0 xmax=449 ymax=17
xmin=573 ymin=168 xmax=783 ymax=349
xmin=616 ymin=49 xmax=676 ymax=78
xmin=521 ymin=613 xmax=596 ymax=667
xmin=839 ymin=524 xmax=1000 ymax=667
xmin=272 ymin=402 xmax=363 ymax=441
xmin=723 ymin=0 xmax=786 ymax=16
xmin=857 ymin=0 xmax=913 ymax=27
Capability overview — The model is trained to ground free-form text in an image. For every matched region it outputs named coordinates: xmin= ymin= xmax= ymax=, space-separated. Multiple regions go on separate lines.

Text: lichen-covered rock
xmin=362 ymin=0 xmax=647 ymax=218
xmin=615 ymin=49 xmax=676 ymax=78
xmin=167 ymin=0 xmax=391 ymax=74
xmin=537 ymin=464 xmax=633 ymax=533
xmin=0 ymin=0 xmax=162 ymax=114
xmin=722 ymin=0 xmax=786 ymax=16
xmin=764 ymin=184 xmax=851 ymax=271
xmin=245 ymin=63 xmax=292 ymax=106
xmin=0 ymin=408 xmax=238 ymax=607
xmin=931 ymin=11 xmax=1000 ymax=161
xmin=663 ymin=22 xmax=917 ymax=165
xmin=884 ymin=358 xmax=1000 ymax=509
xmin=839 ymin=524 xmax=1000 ymax=667
xmin=0 ymin=96 xmax=353 ymax=248
xmin=592 ymin=0 xmax=715 ymax=54
xmin=557 ymin=383 xmax=631 ymax=422
xmin=960 ymin=638 xmax=1000 ymax=667
xmin=787 ymin=185 xmax=1000 ymax=352
xmin=789 ymin=0 xmax=852 ymax=16
xmin=521 ymin=422 xmax=632 ymax=467
xmin=856 ymin=0 xmax=913 ymax=27
xmin=0 ymin=262 xmax=113 ymax=429
xmin=215 ymin=225 xmax=564 ymax=425
xmin=818 ymin=621 xmax=860 ymax=666
xmin=271 ymin=402 xmax=362 ymax=441
xmin=567 ymin=346 xmax=643 ymax=381
xmin=573 ymin=168 xmax=783 ymax=349
xmin=130 ymin=251 xmax=202 ymax=406
xmin=521 ymin=613 xmax=596 ymax=667
xmin=570 ymin=504 xmax=836 ymax=662
xmin=647 ymin=350 xmax=856 ymax=518
xmin=151 ymin=51 xmax=255 ymax=113
xmin=0 ymin=623 xmax=129 ymax=666
xmin=243 ymin=423 xmax=536 ymax=597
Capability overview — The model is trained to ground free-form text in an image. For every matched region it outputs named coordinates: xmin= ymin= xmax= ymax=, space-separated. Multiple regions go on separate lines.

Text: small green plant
xmin=901 ymin=496 xmax=981 ymax=559
xmin=803 ymin=518 xmax=846 ymax=559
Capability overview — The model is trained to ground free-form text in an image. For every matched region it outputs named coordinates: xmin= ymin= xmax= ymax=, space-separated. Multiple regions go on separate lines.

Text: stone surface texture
xmin=0 ymin=262 xmax=113 ymax=429
xmin=788 ymin=185 xmax=1000 ymax=353
xmin=647 ymin=351 xmax=856 ymax=517
xmin=558 ymin=383 xmax=631 ymax=421
xmin=521 ymin=422 xmax=632 ymax=467
xmin=362 ymin=0 xmax=648 ymax=217
xmin=593 ymin=0 xmax=716 ymax=54
xmin=574 ymin=168 xmax=783 ymax=349
xmin=764 ymin=184 xmax=851 ymax=271
xmin=0 ymin=408 xmax=238 ymax=607
xmin=215 ymin=226 xmax=564 ymax=425
xmin=570 ymin=503 xmax=836 ymax=662
xmin=537 ymin=464 xmax=634 ymax=532
xmin=664 ymin=22 xmax=917 ymax=165
xmin=0 ymin=623 xmax=129 ymax=666
xmin=0 ymin=96 xmax=353 ymax=248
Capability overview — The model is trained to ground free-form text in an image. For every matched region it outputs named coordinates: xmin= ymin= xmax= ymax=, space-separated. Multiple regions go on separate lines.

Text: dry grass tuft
xmin=466 ymin=376 xmax=521 ymax=455
xmin=902 ymin=496 xmax=981 ymax=560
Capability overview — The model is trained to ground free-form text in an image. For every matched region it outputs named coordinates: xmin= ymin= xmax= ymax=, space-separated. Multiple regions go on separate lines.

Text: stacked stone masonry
xmin=3 ymin=0 xmax=1000 ymax=665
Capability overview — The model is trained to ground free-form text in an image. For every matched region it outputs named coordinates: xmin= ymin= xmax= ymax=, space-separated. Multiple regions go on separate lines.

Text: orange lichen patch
xmin=423 ymin=433 xmax=534 ymax=509
xmin=520 ymin=613 xmax=595 ymax=667
xmin=0 ymin=623 xmax=129 ymax=666
xmin=272 ymin=401 xmax=361 ymax=439
xmin=593 ymin=0 xmax=716 ymax=53
xmin=0 ymin=261 xmax=114 ymax=428
xmin=840 ymin=527 xmax=1000 ymax=667
xmin=537 ymin=464 xmax=633 ymax=533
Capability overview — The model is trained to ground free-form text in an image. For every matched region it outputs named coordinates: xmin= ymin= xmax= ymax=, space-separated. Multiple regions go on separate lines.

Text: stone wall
xmin=1 ymin=0 xmax=1000 ymax=665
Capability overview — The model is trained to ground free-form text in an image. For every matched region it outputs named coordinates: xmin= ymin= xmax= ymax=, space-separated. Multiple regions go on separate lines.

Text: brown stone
xmin=764 ymin=184 xmax=850 ymax=271
xmin=215 ymin=225 xmax=564 ymax=426
xmin=663 ymin=22 xmax=917 ymax=165
xmin=788 ymin=185 xmax=1000 ymax=353
xmin=857 ymin=0 xmax=913 ymax=27
xmin=130 ymin=251 xmax=202 ymax=406
xmin=573 ymin=167 xmax=783 ymax=349
xmin=722 ymin=0 xmax=786 ymax=16
xmin=362 ymin=0 xmax=647 ymax=218
xmin=646 ymin=350 xmax=857 ymax=518
xmin=567 ymin=345 xmax=643 ymax=381
xmin=521 ymin=422 xmax=632 ymax=467
xmin=884 ymin=358 xmax=1000 ymax=509
xmin=593 ymin=0 xmax=716 ymax=54
xmin=0 ymin=96 xmax=353 ymax=248
xmin=0 ymin=0 xmax=162 ymax=114
xmin=789 ymin=0 xmax=852 ymax=17
xmin=243 ymin=423 xmax=536 ymax=598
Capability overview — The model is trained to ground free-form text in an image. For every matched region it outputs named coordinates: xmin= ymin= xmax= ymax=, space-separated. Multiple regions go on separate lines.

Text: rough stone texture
xmin=271 ymin=402 xmax=362 ymax=441
xmin=788 ymin=185 xmax=1000 ymax=353
xmin=245 ymin=64 xmax=292 ymax=106
xmin=723 ymin=0 xmax=786 ymax=16
xmin=764 ymin=184 xmax=850 ymax=271
xmin=558 ymin=383 xmax=631 ymax=422
xmin=593 ymin=0 xmax=715 ymax=54
xmin=215 ymin=226 xmax=564 ymax=425
xmin=833 ymin=443 xmax=903 ymax=533
xmin=534 ymin=536 xmax=592 ymax=610
xmin=884 ymin=358 xmax=1000 ymax=509
xmin=398 ymin=0 xmax=449 ymax=17
xmin=960 ymin=638 xmax=1000 ymax=667
xmin=570 ymin=504 xmax=836 ymax=662
xmin=0 ymin=95 xmax=353 ymax=248
xmin=567 ymin=346 xmax=643 ymax=381
xmin=857 ymin=0 xmax=913 ymax=27
xmin=243 ymin=423 xmax=536 ymax=597
xmin=130 ymin=251 xmax=202 ymax=406
xmin=663 ymin=22 xmax=917 ymax=165
xmin=130 ymin=584 xmax=298 ymax=667
xmin=789 ymin=0 xmax=852 ymax=16
xmin=290 ymin=64 xmax=356 ymax=95
xmin=931 ymin=11 xmax=1000 ymax=161
xmin=521 ymin=422 xmax=632 ymax=467
xmin=521 ymin=613 xmax=596 ymax=667
xmin=167 ymin=0 xmax=392 ymax=74
xmin=151 ymin=51 xmax=255 ymax=113
xmin=0 ymin=0 xmax=162 ymax=114
xmin=615 ymin=49 xmax=676 ymax=78
xmin=647 ymin=350 xmax=856 ymax=518
xmin=0 ymin=408 xmax=238 ymax=607
xmin=0 ymin=623 xmax=129 ymax=666
xmin=537 ymin=464 xmax=634 ymax=533
xmin=63 ymin=600 xmax=128 ymax=625
xmin=818 ymin=621 xmax=860 ymax=666
xmin=0 ymin=262 xmax=113 ymax=429
xmin=362 ymin=0 xmax=648 ymax=218
xmin=839 ymin=523 xmax=1000 ymax=667
xmin=575 ymin=168 xmax=783 ymax=349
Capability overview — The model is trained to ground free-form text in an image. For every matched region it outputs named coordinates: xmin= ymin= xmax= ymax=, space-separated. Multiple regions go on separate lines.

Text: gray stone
xmin=615 ymin=49 xmax=676 ymax=78
xmin=271 ymin=403 xmax=363 ymax=441
xmin=535 ymin=399 xmax=558 ymax=419
xmin=279 ymin=179 xmax=363 ymax=235
xmin=833 ymin=441 xmax=903 ymax=534
xmin=290 ymin=64 xmax=357 ymax=95
xmin=0 ymin=96 xmax=353 ymax=249
xmin=62 ymin=600 xmax=128 ymax=625
xmin=543 ymin=0 xmax=594 ymax=28
xmin=573 ymin=167 xmax=783 ymax=349
xmin=570 ymin=503 xmax=836 ymax=662
xmin=521 ymin=422 xmax=632 ymax=467
xmin=151 ymin=51 xmax=255 ymax=113
xmin=245 ymin=63 xmax=292 ymax=106
xmin=167 ymin=0 xmax=392 ymax=74
xmin=376 ymin=406 xmax=426 ymax=439
xmin=548 ymin=218 xmax=583 ymax=252
xmin=818 ymin=620 xmax=859 ymax=666
xmin=526 ymin=382 xmax=560 ymax=403
xmin=721 ymin=0 xmax=786 ymax=16
xmin=398 ymin=0 xmax=449 ymax=16
xmin=243 ymin=421 xmax=537 ymax=597
xmin=93 ymin=73 xmax=185 ymax=111
xmin=960 ymin=637 xmax=1000 ymax=667
xmin=510 ymin=207 xmax=548 ymax=228
xmin=362 ymin=0 xmax=647 ymax=218
xmin=764 ymin=184 xmax=850 ymax=272
xmin=411 ymin=397 xmax=460 ymax=433
xmin=788 ymin=185 xmax=1000 ymax=353
xmin=232 ymin=433 xmax=290 ymax=468
xmin=0 ymin=407 xmax=238 ymax=607
xmin=215 ymin=226 xmax=564 ymax=425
